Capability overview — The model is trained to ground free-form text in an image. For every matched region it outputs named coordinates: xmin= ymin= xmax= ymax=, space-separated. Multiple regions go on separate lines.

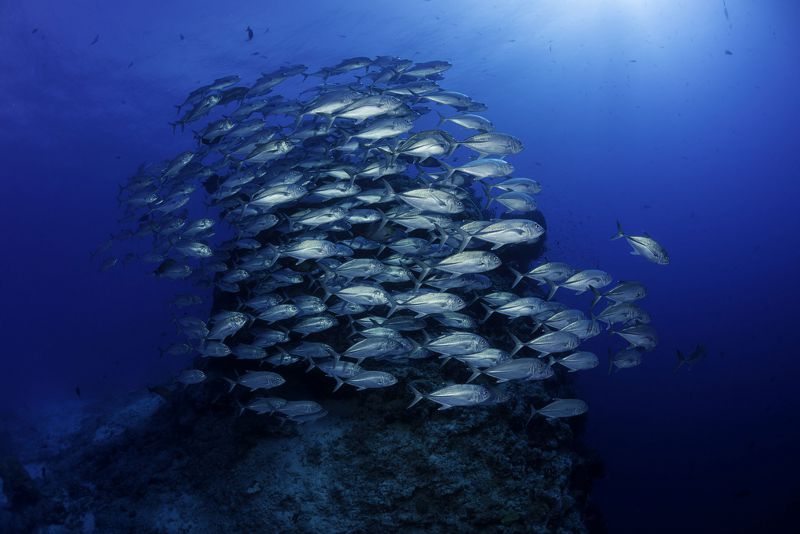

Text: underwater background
xmin=1 ymin=0 xmax=799 ymax=532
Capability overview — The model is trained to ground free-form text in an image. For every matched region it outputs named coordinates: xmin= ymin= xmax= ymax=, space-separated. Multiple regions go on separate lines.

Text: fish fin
xmin=321 ymin=281 xmax=332 ymax=303
xmin=222 ymin=377 xmax=237 ymax=393
xmin=611 ymin=220 xmax=625 ymax=240
xmin=407 ymin=383 xmax=425 ymax=409
xmin=509 ymin=266 xmax=524 ymax=288
xmin=437 ymin=405 xmax=453 ymax=411
xmin=441 ymin=160 xmax=455 ymax=181
xmin=439 ymin=356 xmax=452 ymax=368
xmin=480 ymin=303 xmax=494 ymax=323
xmin=510 ymin=332 xmax=524 ymax=356
xmin=435 ymin=110 xmax=447 ymax=126
xmin=467 ymin=367 xmax=482 ymax=383
xmin=421 ymin=330 xmax=432 ymax=347
xmin=376 ymin=208 xmax=388 ymax=232
xmin=416 ymin=259 xmax=432 ymax=283
xmin=590 ymin=286 xmax=602 ymax=308
xmin=333 ymin=376 xmax=344 ymax=392
xmin=526 ymin=405 xmax=536 ymax=427
xmin=386 ymin=295 xmax=398 ymax=317
xmin=546 ymin=282 xmax=558 ymax=301
xmin=674 ymin=349 xmax=685 ymax=373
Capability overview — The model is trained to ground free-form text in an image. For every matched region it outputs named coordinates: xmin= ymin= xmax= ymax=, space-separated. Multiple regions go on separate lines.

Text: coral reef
xmin=0 ymin=375 xmax=602 ymax=533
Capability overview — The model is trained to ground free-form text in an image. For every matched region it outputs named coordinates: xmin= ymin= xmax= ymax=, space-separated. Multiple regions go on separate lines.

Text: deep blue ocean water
xmin=2 ymin=1 xmax=799 ymax=532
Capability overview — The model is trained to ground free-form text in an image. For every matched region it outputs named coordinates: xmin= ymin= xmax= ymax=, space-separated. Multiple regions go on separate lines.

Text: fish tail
xmin=466 ymin=367 xmax=482 ymax=383
xmin=441 ymin=160 xmax=455 ymax=181
xmin=375 ymin=208 xmax=388 ymax=232
xmin=674 ymin=349 xmax=685 ymax=373
xmin=546 ymin=282 xmax=559 ymax=301
xmin=480 ymin=303 xmax=494 ymax=324
xmin=611 ymin=220 xmax=625 ymax=240
xmin=590 ymin=286 xmax=602 ymax=308
xmin=509 ymin=332 xmax=524 ymax=356
xmin=416 ymin=259 xmax=432 ymax=284
xmin=386 ymin=295 xmax=398 ymax=317
xmin=320 ymin=281 xmax=332 ymax=303
xmin=222 ymin=377 xmax=237 ymax=393
xmin=456 ymin=228 xmax=471 ymax=252
xmin=435 ymin=110 xmax=446 ymax=126
xmin=525 ymin=405 xmax=537 ymax=427
xmin=509 ymin=266 xmax=524 ymax=288
xmin=332 ymin=376 xmax=344 ymax=393
xmin=407 ymin=383 xmax=425 ymax=409
xmin=412 ymin=271 xmax=424 ymax=291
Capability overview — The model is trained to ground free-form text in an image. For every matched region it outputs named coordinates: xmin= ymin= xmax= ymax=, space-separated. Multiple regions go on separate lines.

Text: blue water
xmin=2 ymin=1 xmax=799 ymax=531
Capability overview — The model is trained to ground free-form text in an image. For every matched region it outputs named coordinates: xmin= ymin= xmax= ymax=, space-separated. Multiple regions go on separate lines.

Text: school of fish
xmin=104 ymin=56 xmax=668 ymax=424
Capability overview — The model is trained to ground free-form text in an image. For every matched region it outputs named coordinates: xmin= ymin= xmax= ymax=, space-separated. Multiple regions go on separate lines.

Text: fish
xmin=492 ymin=191 xmax=537 ymax=213
xmin=177 ymin=369 xmax=207 ymax=385
xmin=549 ymin=269 xmax=612 ymax=300
xmin=612 ymin=324 xmax=659 ymax=351
xmin=407 ymin=383 xmax=492 ymax=410
xmin=551 ymin=352 xmax=599 ymax=372
xmin=511 ymin=331 xmax=580 ymax=357
xmin=590 ymin=281 xmax=647 ymax=307
xmin=334 ymin=370 xmax=397 ymax=392
xmin=459 ymin=132 xmax=523 ymax=157
xmin=436 ymin=112 xmax=493 ymax=131
xmin=612 ymin=221 xmax=669 ymax=265
xmin=528 ymin=399 xmax=588 ymax=422
xmin=609 ymin=348 xmax=644 ymax=373
xmin=224 ymin=371 xmax=285 ymax=392
xmin=471 ymin=358 xmax=554 ymax=383
xmin=675 ymin=344 xmax=707 ymax=371
xmin=108 ymin=56 xmax=662 ymax=425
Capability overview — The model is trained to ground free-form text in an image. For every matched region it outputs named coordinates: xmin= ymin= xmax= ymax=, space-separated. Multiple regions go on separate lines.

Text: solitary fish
xmin=612 ymin=221 xmax=669 ymax=265
xmin=675 ymin=344 xmax=707 ymax=372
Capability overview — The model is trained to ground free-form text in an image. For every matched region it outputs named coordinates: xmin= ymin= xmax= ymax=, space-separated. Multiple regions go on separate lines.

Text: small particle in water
xmin=32 ymin=28 xmax=38 ymax=33
xmin=180 ymin=33 xmax=184 ymax=40
xmin=90 ymin=34 xmax=99 ymax=45
xmin=725 ymin=50 xmax=733 ymax=55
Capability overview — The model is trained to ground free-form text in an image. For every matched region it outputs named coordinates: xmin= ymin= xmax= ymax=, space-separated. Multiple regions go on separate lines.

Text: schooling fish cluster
xmin=107 ymin=56 xmax=661 ymax=424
